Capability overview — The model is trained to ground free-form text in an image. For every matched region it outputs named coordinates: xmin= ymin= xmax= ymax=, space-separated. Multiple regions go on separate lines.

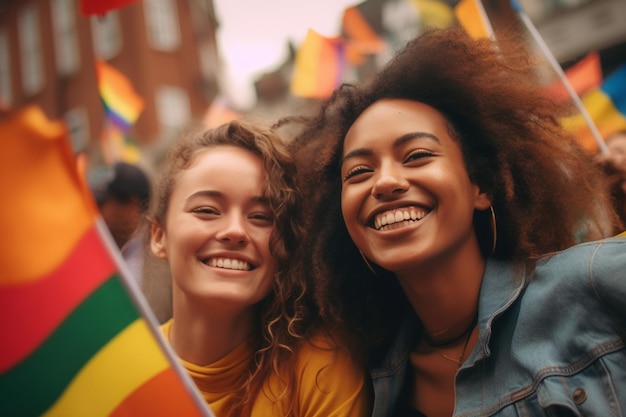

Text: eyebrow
xmin=342 ymin=132 xmax=440 ymax=165
xmin=186 ymin=190 xmax=268 ymax=204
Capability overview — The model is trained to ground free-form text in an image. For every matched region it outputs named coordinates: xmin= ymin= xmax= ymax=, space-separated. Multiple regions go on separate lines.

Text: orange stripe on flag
xmin=0 ymin=225 xmax=116 ymax=373
xmin=110 ymin=368 xmax=207 ymax=417
xmin=0 ymin=106 xmax=96 ymax=284
xmin=342 ymin=6 xmax=385 ymax=65
xmin=454 ymin=0 xmax=493 ymax=39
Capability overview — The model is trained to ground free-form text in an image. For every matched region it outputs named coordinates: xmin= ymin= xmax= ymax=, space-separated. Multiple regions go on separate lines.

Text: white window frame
xmin=144 ymin=0 xmax=181 ymax=52
xmin=0 ymin=28 xmax=12 ymax=108
xmin=91 ymin=11 xmax=122 ymax=60
xmin=18 ymin=4 xmax=44 ymax=96
xmin=52 ymin=0 xmax=80 ymax=77
xmin=155 ymin=85 xmax=190 ymax=130
xmin=64 ymin=107 xmax=90 ymax=152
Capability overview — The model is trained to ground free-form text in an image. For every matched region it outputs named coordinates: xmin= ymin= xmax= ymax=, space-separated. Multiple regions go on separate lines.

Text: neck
xmin=395 ymin=242 xmax=485 ymax=342
xmin=170 ymin=298 xmax=257 ymax=365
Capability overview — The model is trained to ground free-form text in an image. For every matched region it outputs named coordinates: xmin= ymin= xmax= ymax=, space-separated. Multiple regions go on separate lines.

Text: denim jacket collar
xmin=464 ymin=258 xmax=527 ymax=368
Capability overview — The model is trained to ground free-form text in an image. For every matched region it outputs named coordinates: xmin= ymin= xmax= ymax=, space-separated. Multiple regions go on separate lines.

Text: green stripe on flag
xmin=0 ymin=275 xmax=139 ymax=417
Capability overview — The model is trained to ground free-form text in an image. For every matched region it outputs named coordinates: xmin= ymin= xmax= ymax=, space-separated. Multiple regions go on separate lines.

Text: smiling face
xmin=151 ymin=145 xmax=275 ymax=310
xmin=341 ymin=99 xmax=491 ymax=278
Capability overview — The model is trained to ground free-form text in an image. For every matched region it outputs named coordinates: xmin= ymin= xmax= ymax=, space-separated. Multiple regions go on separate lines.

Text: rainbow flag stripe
xmin=0 ymin=106 xmax=211 ymax=417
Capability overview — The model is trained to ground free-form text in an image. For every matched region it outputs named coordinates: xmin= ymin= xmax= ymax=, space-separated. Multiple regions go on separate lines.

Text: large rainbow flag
xmin=0 ymin=106 xmax=213 ymax=417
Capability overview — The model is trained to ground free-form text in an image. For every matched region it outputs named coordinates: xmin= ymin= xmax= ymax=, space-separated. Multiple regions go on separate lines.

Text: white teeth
xmin=208 ymin=257 xmax=251 ymax=270
xmin=373 ymin=207 xmax=429 ymax=230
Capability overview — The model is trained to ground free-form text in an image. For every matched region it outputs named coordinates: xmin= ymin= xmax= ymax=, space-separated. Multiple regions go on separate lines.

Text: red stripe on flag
xmin=0 ymin=225 xmax=116 ymax=373
xmin=109 ymin=368 xmax=208 ymax=417
xmin=81 ymin=0 xmax=140 ymax=16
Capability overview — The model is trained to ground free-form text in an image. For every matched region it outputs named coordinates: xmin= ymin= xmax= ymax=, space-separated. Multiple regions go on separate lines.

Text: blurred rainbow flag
xmin=0 ymin=106 xmax=213 ymax=417
xmin=81 ymin=0 xmax=140 ymax=16
xmin=563 ymin=63 xmax=626 ymax=153
xmin=95 ymin=59 xmax=144 ymax=132
xmin=290 ymin=29 xmax=347 ymax=99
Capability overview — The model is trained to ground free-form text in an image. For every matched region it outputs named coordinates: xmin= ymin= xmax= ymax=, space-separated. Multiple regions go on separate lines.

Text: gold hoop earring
xmin=489 ymin=205 xmax=497 ymax=255
xmin=359 ymin=250 xmax=377 ymax=275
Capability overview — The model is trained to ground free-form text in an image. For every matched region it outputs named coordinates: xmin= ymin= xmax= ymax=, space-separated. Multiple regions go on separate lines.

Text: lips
xmin=372 ymin=206 xmax=429 ymax=230
xmin=203 ymin=257 xmax=253 ymax=271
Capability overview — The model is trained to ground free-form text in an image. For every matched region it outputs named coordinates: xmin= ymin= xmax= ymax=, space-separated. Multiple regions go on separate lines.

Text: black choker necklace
xmin=422 ymin=316 xmax=477 ymax=348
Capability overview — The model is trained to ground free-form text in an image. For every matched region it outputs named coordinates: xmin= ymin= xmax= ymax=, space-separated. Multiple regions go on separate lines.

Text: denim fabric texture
xmin=370 ymin=236 xmax=626 ymax=417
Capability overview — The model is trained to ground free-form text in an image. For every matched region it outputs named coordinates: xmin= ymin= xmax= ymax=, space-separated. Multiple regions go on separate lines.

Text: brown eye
xmin=343 ymin=165 xmax=371 ymax=181
xmin=404 ymin=149 xmax=434 ymax=163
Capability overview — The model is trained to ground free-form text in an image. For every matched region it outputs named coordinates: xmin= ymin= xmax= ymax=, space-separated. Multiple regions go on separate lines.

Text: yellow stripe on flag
xmin=43 ymin=319 xmax=169 ymax=417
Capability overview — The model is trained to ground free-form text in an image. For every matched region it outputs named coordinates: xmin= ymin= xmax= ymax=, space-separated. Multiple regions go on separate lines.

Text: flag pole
xmin=511 ymin=0 xmax=609 ymax=154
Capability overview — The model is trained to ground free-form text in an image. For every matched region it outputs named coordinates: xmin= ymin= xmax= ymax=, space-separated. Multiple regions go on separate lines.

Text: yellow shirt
xmin=161 ymin=320 xmax=371 ymax=417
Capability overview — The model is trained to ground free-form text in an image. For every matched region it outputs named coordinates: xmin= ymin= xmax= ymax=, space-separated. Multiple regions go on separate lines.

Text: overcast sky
xmin=212 ymin=0 xmax=359 ymax=109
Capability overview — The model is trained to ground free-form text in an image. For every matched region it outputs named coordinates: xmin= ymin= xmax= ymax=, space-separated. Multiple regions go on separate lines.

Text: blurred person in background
xmin=90 ymin=161 xmax=152 ymax=284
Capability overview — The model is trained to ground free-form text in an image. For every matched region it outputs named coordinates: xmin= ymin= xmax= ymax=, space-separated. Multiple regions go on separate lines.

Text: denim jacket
xmin=370 ymin=236 xmax=626 ymax=417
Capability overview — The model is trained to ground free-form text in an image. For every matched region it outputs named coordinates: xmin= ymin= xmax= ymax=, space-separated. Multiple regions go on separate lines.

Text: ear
xmin=473 ymin=187 xmax=492 ymax=211
xmin=150 ymin=220 xmax=168 ymax=259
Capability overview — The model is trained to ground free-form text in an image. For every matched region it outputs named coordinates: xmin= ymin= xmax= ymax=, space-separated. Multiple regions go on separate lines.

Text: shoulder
xmin=294 ymin=333 xmax=366 ymax=387
xmin=535 ymin=236 xmax=626 ymax=279
xmin=526 ymin=236 xmax=626 ymax=319
xmin=290 ymin=333 xmax=372 ymax=417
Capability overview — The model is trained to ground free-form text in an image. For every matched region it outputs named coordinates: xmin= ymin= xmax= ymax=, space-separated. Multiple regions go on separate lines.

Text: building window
xmin=64 ymin=107 xmax=90 ymax=153
xmin=18 ymin=4 xmax=44 ymax=96
xmin=0 ymin=28 xmax=11 ymax=109
xmin=91 ymin=11 xmax=122 ymax=60
xmin=52 ymin=0 xmax=80 ymax=77
xmin=155 ymin=85 xmax=190 ymax=130
xmin=144 ymin=0 xmax=180 ymax=51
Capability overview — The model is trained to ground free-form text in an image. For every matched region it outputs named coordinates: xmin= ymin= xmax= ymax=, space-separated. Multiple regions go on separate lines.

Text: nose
xmin=371 ymin=164 xmax=409 ymax=200
xmin=215 ymin=214 xmax=249 ymax=245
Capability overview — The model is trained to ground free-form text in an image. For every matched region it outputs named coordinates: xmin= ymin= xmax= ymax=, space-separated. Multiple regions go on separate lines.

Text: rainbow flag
xmin=290 ymin=29 xmax=347 ymax=99
xmin=95 ymin=59 xmax=144 ymax=132
xmin=563 ymin=63 xmax=626 ymax=153
xmin=81 ymin=0 xmax=140 ymax=16
xmin=0 ymin=106 xmax=213 ymax=417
